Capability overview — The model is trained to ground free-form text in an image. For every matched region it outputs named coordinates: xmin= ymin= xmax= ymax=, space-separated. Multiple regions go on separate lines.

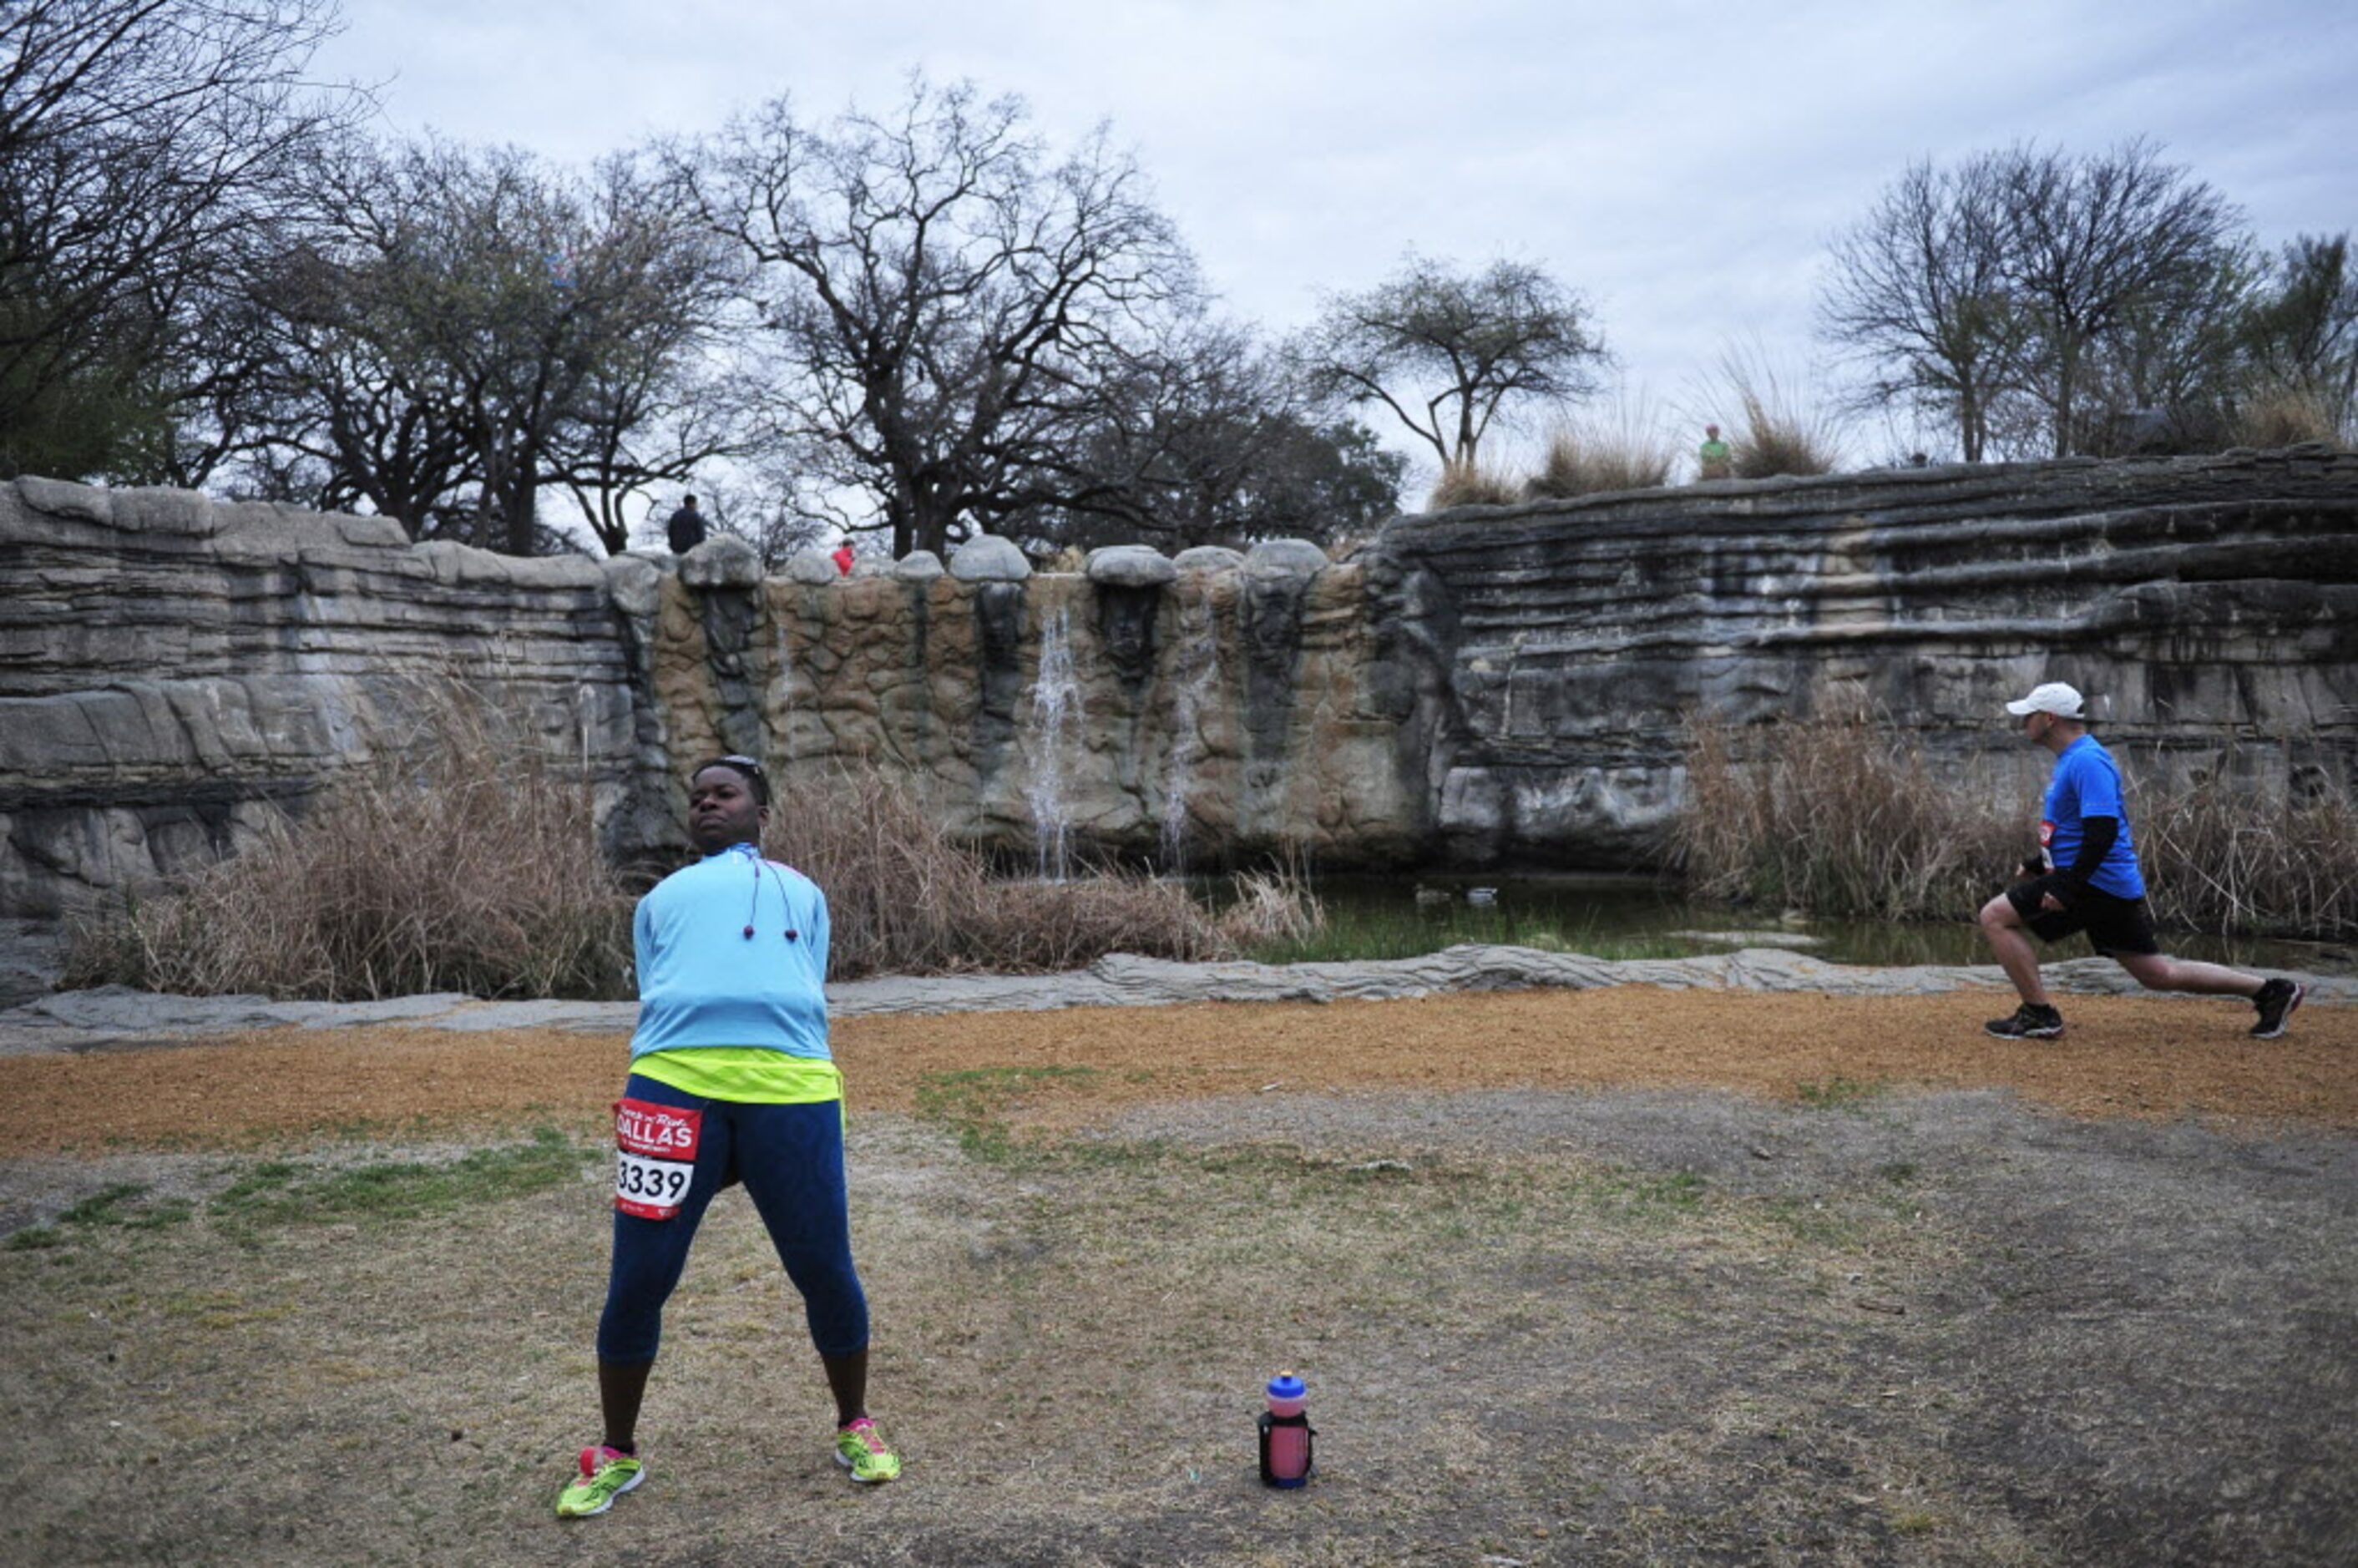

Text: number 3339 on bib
xmin=614 ymin=1098 xmax=701 ymax=1219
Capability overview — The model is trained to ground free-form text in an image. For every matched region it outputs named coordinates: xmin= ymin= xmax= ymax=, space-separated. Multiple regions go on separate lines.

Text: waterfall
xmin=1160 ymin=593 xmax=1217 ymax=872
xmin=1027 ymin=606 xmax=1080 ymax=880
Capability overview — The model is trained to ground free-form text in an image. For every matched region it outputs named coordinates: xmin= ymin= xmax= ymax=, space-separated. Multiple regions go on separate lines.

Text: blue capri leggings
xmin=597 ymin=1073 xmax=869 ymax=1364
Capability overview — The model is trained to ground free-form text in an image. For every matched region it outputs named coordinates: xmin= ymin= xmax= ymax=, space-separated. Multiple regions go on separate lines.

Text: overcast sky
xmin=313 ymin=0 xmax=2357 ymax=480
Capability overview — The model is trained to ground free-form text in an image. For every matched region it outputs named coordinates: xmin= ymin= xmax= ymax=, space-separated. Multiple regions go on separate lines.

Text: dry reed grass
xmin=63 ymin=686 xmax=635 ymax=1000
xmin=759 ymin=765 xmax=1323 ymax=977
xmin=1679 ymin=713 xmax=2358 ymax=939
xmin=1216 ymin=857 xmax=1329 ymax=948
xmin=1708 ymin=346 xmax=1843 ymax=479
xmin=1425 ymin=456 xmax=1521 ymax=508
xmin=1674 ymin=709 xmax=2018 ymax=920
xmin=1526 ymin=416 xmax=1677 ymax=498
xmin=2229 ymin=385 xmax=2349 ymax=450
xmin=2138 ymin=756 xmax=2358 ymax=938
xmin=63 ymin=711 xmax=1328 ymax=999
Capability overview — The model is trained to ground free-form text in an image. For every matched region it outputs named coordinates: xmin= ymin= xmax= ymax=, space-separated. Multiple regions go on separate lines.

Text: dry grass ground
xmin=2 ymin=985 xmax=2352 ymax=1565
xmin=1 ymin=989 xmax=2350 ymax=1155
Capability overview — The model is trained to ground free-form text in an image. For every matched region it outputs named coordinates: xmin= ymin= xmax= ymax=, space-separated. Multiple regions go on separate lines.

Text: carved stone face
xmin=688 ymin=766 xmax=767 ymax=853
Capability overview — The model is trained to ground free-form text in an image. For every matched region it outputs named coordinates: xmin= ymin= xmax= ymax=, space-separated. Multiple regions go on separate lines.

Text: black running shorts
xmin=2006 ymin=875 xmax=2161 ymax=957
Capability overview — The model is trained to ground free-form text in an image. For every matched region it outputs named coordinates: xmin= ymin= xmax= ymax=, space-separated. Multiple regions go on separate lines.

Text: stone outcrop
xmin=652 ymin=546 xmax=1411 ymax=871
xmin=0 ymin=480 xmax=673 ymax=916
xmin=3 ymin=445 xmax=2354 ymax=918
xmin=1370 ymin=444 xmax=2358 ymax=863
xmin=13 ymin=945 xmax=2346 ymax=1055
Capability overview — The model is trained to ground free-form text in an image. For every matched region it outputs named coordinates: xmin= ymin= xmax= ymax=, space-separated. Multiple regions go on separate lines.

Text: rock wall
xmin=3 ymin=445 xmax=2354 ymax=918
xmin=650 ymin=536 xmax=1415 ymax=872
xmin=0 ymin=478 xmax=673 ymax=917
xmin=1373 ymin=444 xmax=2358 ymax=864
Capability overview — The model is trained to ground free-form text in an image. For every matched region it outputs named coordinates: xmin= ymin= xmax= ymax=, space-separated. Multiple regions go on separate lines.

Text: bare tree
xmin=2236 ymin=233 xmax=2358 ymax=436
xmin=0 ymin=0 xmax=362 ymax=479
xmin=1291 ymin=254 xmax=1608 ymax=468
xmin=2072 ymin=244 xmax=2252 ymax=453
xmin=703 ymin=478 xmax=832 ymax=572
xmin=250 ymin=137 xmax=740 ymax=552
xmin=1819 ymin=154 xmax=2027 ymax=462
xmin=1822 ymin=140 xmax=2245 ymax=460
xmin=246 ymin=235 xmax=481 ymax=528
xmin=1996 ymin=139 xmax=2242 ymax=457
xmin=535 ymin=155 xmax=751 ymax=554
xmin=670 ymin=78 xmax=1207 ymax=559
xmin=1021 ymin=321 xmax=1404 ymax=551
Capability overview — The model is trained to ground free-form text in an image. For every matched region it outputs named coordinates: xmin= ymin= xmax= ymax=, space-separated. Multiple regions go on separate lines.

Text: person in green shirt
xmin=1697 ymin=423 xmax=1733 ymax=481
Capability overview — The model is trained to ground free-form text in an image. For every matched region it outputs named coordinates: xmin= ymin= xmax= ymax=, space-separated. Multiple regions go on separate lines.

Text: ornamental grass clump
xmin=981 ymin=873 xmax=1232 ymax=972
xmin=2229 ymin=385 xmax=2347 ymax=450
xmin=1526 ymin=417 xmax=1676 ymax=498
xmin=1425 ymin=456 xmax=1522 ymax=509
xmin=2137 ymin=755 xmax=2358 ymax=939
xmin=1217 ymin=858 xmax=1328 ymax=949
xmin=63 ymin=688 xmax=635 ymax=1000
xmin=1709 ymin=346 xmax=1843 ymax=479
xmin=758 ymin=762 xmax=994 ymax=976
xmin=1673 ymin=708 xmax=2018 ymax=920
xmin=761 ymin=761 xmax=1316 ymax=977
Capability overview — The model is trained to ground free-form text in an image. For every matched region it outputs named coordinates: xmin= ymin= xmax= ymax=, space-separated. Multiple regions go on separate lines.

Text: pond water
xmin=1252 ymin=873 xmax=2344 ymax=975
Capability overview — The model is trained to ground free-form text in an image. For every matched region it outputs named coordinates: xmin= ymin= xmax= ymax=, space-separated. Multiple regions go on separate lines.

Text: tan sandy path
xmin=3 ymin=985 xmax=2350 ymax=1154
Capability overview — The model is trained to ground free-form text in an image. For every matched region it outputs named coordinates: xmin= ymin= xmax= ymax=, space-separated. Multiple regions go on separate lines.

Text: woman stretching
xmin=557 ymin=755 xmax=899 ymax=1518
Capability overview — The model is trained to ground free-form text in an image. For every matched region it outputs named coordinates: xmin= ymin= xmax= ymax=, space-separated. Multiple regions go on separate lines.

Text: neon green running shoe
xmin=555 ymin=1444 xmax=644 ymax=1517
xmin=834 ymin=1416 xmax=902 ymax=1484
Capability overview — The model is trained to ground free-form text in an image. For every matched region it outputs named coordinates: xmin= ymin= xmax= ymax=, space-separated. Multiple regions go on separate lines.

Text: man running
xmin=557 ymin=754 xmax=900 ymax=1518
xmin=1977 ymin=682 xmax=2305 ymax=1040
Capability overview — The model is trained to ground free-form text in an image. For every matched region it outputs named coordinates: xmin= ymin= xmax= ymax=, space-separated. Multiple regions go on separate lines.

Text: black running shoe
xmin=2251 ymin=979 xmax=2305 ymax=1040
xmin=1986 ymin=1003 xmax=2064 ymax=1039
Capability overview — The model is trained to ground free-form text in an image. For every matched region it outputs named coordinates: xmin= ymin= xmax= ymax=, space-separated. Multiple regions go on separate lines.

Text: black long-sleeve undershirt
xmin=2060 ymin=815 xmax=2119 ymax=893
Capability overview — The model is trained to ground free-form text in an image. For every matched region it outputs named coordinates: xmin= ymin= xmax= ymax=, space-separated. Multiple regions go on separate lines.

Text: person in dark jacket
xmin=665 ymin=495 xmax=706 ymax=555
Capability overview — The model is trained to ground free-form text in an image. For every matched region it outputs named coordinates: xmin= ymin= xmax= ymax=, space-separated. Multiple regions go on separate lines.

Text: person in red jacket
xmin=831 ymin=542 xmax=854 ymax=576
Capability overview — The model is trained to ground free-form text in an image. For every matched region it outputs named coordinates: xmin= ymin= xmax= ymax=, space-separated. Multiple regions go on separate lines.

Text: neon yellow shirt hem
xmin=631 ymin=1048 xmax=843 ymax=1106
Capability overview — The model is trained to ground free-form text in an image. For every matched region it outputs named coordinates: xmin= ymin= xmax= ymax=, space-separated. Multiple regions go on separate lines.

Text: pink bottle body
xmin=1262 ymin=1372 xmax=1311 ymax=1485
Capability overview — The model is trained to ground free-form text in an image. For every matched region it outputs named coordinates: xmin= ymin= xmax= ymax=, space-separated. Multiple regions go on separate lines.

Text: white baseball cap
xmin=2005 ymin=681 xmax=2086 ymax=718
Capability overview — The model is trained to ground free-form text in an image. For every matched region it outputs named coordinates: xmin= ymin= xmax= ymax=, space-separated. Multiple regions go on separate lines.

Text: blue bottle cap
xmin=1268 ymin=1372 xmax=1305 ymax=1399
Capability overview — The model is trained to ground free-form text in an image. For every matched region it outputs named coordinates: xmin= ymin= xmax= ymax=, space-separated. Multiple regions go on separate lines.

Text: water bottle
xmin=1257 ymin=1370 xmax=1313 ymax=1487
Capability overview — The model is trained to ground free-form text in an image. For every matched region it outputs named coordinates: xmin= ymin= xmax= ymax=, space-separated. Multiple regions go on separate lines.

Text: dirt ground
xmin=3 ymin=984 xmax=2354 ymax=1567
xmin=4 ymin=984 xmax=2354 ymax=1154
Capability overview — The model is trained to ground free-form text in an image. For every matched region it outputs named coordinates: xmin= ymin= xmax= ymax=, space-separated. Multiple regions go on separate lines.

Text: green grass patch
xmin=913 ymin=1066 xmax=1100 ymax=1162
xmin=1763 ymin=1194 xmax=1876 ymax=1248
xmin=5 ymin=1183 xmax=195 ymax=1251
xmin=63 ymin=1183 xmax=194 ymax=1230
xmin=1795 ymin=1076 xmax=1884 ymax=1110
xmin=208 ymin=1128 xmax=592 ymax=1230
xmin=1581 ymin=1166 xmax=1710 ymax=1220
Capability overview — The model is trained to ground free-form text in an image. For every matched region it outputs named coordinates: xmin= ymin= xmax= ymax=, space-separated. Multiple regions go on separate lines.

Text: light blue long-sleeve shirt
xmin=628 ymin=842 xmax=832 ymax=1061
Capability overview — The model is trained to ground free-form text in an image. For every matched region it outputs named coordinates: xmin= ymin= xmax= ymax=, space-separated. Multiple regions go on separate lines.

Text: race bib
xmin=614 ymin=1098 xmax=701 ymax=1220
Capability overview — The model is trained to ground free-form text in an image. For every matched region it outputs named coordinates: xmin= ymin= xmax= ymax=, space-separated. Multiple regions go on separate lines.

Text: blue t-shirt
xmin=629 ymin=842 xmax=832 ymax=1061
xmin=2041 ymin=736 xmax=2144 ymax=899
